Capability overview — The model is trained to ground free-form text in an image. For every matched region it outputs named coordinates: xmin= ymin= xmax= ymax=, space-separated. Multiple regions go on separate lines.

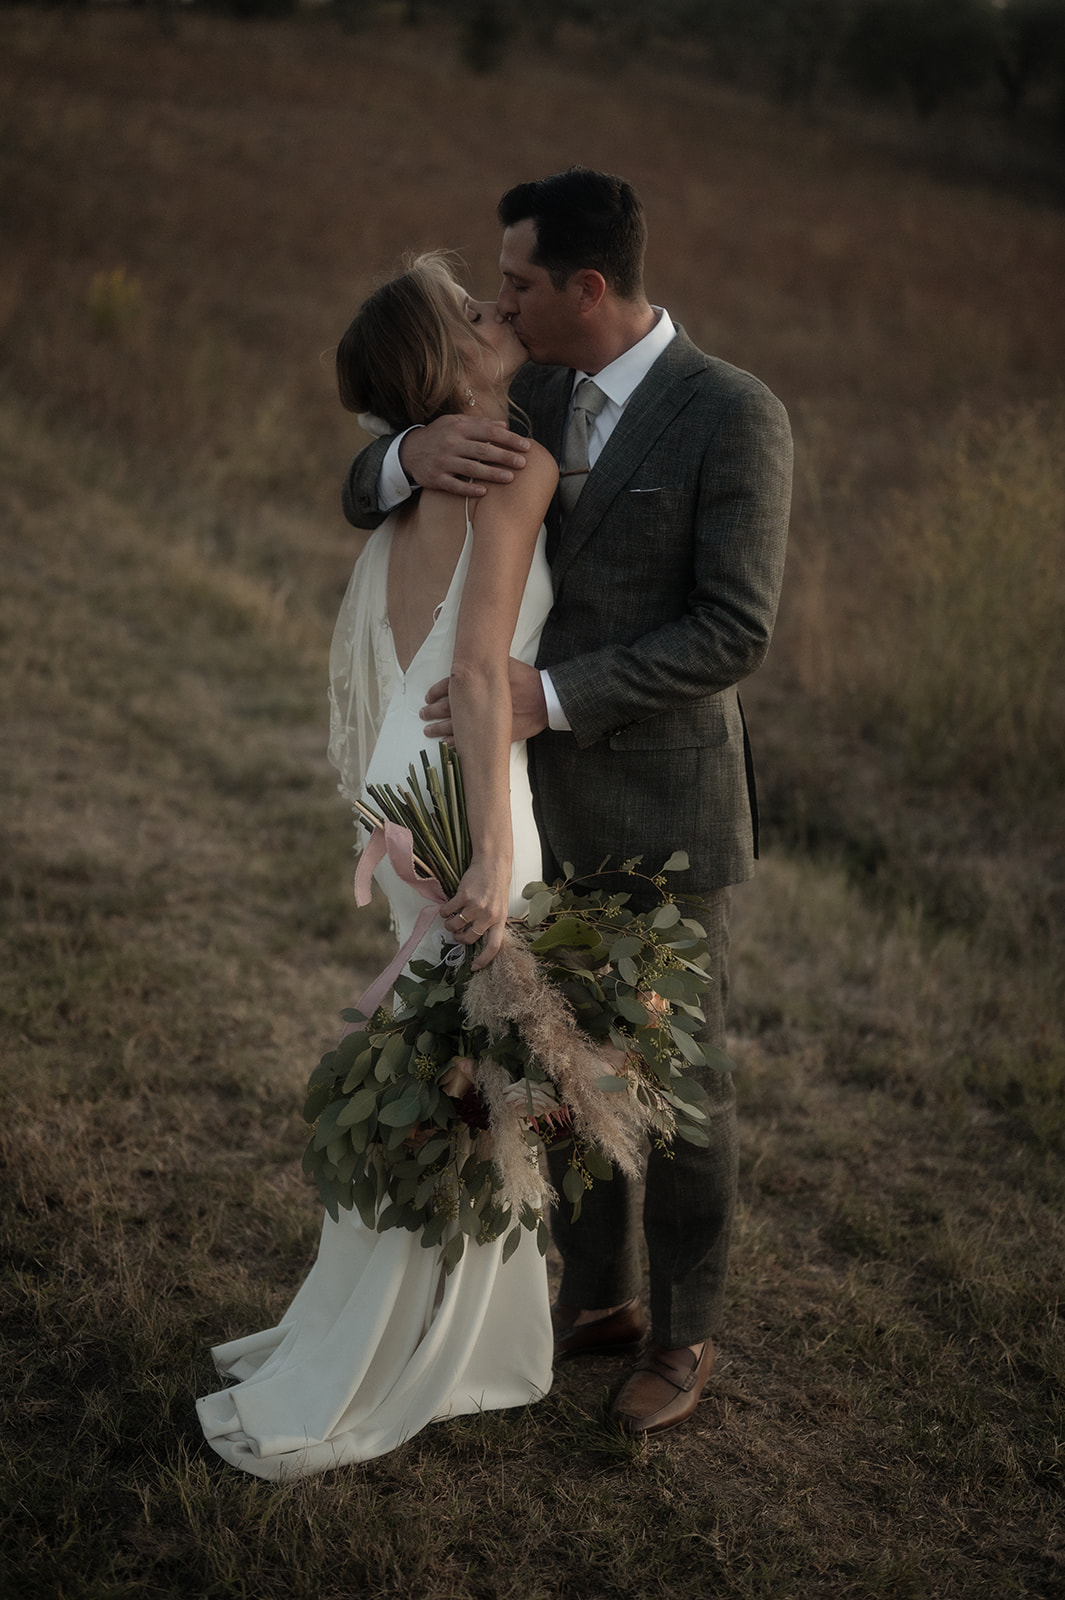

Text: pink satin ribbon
xmin=340 ymin=820 xmax=448 ymax=1037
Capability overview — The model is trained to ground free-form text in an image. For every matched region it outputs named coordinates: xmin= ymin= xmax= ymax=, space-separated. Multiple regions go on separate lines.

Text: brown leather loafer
xmin=552 ymin=1298 xmax=647 ymax=1362
xmin=610 ymin=1338 xmax=716 ymax=1435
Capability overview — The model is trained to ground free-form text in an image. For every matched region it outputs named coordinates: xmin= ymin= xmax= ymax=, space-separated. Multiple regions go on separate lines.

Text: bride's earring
xmin=464 ymin=385 xmax=476 ymax=407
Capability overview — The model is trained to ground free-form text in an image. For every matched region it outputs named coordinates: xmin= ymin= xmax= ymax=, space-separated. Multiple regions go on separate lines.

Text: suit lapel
xmin=550 ymin=330 xmax=710 ymax=586
xmin=517 ymin=364 xmax=570 ymax=458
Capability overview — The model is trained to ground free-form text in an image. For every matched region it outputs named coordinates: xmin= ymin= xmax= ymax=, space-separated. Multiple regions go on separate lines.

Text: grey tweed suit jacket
xmin=342 ymin=328 xmax=792 ymax=899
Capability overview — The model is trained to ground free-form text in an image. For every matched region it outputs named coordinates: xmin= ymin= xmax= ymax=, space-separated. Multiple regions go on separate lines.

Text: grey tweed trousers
xmin=545 ymin=885 xmax=737 ymax=1349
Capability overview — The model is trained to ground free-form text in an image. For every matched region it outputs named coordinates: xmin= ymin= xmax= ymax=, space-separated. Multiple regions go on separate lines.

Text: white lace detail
xmin=327 ymin=525 xmax=396 ymax=807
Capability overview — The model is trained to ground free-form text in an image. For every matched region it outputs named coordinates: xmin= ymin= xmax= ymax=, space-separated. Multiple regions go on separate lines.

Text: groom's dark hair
xmin=498 ymin=167 xmax=646 ymax=300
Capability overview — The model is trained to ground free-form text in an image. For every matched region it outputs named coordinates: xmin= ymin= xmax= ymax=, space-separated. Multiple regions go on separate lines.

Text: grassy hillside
xmin=2 ymin=10 xmax=1064 ymax=1598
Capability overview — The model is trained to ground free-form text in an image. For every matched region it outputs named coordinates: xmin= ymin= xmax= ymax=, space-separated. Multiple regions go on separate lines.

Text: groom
xmin=343 ymin=168 xmax=792 ymax=1435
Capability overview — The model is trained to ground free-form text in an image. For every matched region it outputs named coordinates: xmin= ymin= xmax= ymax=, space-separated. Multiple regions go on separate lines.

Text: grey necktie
xmin=558 ymin=378 xmax=607 ymax=519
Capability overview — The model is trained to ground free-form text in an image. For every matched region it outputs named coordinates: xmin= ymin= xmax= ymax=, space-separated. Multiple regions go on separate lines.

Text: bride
xmin=196 ymin=253 xmax=559 ymax=1477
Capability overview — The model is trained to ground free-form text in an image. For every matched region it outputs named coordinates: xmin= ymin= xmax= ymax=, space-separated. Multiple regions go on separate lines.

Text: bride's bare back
xmin=385 ymin=492 xmax=470 ymax=676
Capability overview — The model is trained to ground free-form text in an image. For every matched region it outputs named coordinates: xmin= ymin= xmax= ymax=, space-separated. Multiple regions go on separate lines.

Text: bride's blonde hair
xmin=336 ymin=251 xmax=497 ymax=431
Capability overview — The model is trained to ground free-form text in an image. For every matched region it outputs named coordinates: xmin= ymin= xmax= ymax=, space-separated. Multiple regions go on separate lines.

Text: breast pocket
xmin=619 ymin=484 xmax=685 ymax=540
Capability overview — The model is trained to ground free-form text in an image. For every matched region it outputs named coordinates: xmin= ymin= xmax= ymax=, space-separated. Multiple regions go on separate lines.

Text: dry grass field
xmin=2 ymin=9 xmax=1064 ymax=1598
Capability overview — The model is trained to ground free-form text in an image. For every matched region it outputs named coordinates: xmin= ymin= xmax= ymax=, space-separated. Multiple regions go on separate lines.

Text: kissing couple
xmin=196 ymin=166 xmax=792 ymax=1477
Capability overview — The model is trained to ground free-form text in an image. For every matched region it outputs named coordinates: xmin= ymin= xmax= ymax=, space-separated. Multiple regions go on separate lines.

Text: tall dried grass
xmin=851 ymin=404 xmax=1065 ymax=799
xmin=2 ymin=11 xmax=1065 ymax=1598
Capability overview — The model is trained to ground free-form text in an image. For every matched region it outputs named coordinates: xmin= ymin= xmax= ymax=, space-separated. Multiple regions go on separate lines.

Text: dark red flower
xmin=456 ymin=1087 xmax=491 ymax=1130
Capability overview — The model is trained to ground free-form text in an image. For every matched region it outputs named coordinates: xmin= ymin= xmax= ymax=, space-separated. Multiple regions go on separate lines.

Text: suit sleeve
xmin=548 ymin=383 xmax=792 ymax=748
xmin=341 ymin=434 xmax=398 ymax=531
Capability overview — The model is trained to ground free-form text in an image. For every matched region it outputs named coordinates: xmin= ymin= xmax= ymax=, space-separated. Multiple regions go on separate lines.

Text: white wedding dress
xmin=196 ymin=511 xmax=555 ymax=1478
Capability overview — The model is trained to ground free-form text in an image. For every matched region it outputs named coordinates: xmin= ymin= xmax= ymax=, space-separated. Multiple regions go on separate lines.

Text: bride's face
xmin=459 ymin=293 xmax=526 ymax=384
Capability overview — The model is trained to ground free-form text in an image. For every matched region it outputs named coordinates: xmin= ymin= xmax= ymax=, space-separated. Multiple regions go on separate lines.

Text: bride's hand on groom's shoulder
xmin=400 ymin=416 xmax=530 ymax=497
xmin=420 ymin=661 xmax=547 ymax=744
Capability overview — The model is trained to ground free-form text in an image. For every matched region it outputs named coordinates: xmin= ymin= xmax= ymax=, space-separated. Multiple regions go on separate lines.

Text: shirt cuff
xmin=540 ymin=670 xmax=571 ymax=732
xmin=378 ymin=428 xmax=421 ymax=512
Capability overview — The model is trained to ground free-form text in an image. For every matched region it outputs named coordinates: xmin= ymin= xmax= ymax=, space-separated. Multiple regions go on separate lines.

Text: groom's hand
xmin=421 ymin=660 xmax=549 ymax=742
xmin=400 ymin=416 xmax=530 ymax=498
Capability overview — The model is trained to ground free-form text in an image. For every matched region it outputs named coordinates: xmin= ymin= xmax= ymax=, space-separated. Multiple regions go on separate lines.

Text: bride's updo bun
xmin=336 ymin=252 xmax=484 ymax=432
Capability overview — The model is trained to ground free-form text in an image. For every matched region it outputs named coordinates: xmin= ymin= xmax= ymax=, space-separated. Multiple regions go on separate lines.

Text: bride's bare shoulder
xmin=524 ymin=438 xmax=559 ymax=484
xmin=490 ymin=439 xmax=557 ymax=512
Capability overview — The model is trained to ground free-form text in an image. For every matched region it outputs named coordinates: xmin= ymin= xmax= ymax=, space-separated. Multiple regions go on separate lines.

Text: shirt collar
xmin=570 ymin=308 xmax=676 ymax=409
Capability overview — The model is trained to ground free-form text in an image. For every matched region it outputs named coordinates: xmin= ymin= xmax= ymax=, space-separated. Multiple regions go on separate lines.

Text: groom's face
xmin=497 ymin=218 xmax=584 ymax=368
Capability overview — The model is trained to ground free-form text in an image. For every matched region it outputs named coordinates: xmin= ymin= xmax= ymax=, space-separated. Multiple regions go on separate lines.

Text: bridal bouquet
xmin=303 ymin=748 xmax=729 ymax=1273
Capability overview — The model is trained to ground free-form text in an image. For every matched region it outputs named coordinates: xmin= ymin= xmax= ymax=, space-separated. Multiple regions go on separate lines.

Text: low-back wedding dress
xmin=196 ymin=510 xmax=555 ymax=1478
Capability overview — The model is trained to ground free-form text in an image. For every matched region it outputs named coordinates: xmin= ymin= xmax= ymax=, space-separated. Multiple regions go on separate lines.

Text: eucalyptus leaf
xmin=349 ymin=1115 xmax=374 ymax=1153
xmin=664 ymin=1091 xmax=707 ymax=1121
xmin=616 ymin=992 xmax=650 ymax=1026
xmin=525 ymin=890 xmax=558 ymax=928
xmin=703 ymin=1044 xmax=737 ymax=1074
xmin=660 ymin=850 xmax=689 ymax=871
xmin=352 ymin=1176 xmax=378 ymax=1230
xmin=302 ymin=1083 xmax=333 ymax=1125
xmin=502 ymin=1226 xmax=522 ymax=1264
xmin=669 ymin=997 xmax=706 ymax=1021
xmin=307 ymin=1053 xmax=339 ymax=1089
xmin=379 ymin=1079 xmax=425 ymax=1126
xmin=674 ymin=1122 xmax=711 ymax=1147
xmin=316 ymin=1177 xmax=340 ymax=1224
xmin=378 ymin=1031 xmax=413 ymax=1078
xmin=341 ymin=1047 xmax=375 ymax=1094
xmin=419 ymin=1211 xmax=448 ymax=1249
xmin=529 ymin=917 xmax=601 ymax=952
xmin=416 ymin=1136 xmax=451 ymax=1166
xmin=336 ymin=1085 xmax=380 ymax=1127
xmin=458 ymin=1193 xmax=480 ymax=1236
xmin=583 ymin=1145 xmax=614 ymax=1181
xmin=377 ymin=1201 xmax=412 ymax=1233
xmin=667 ymin=1024 xmax=707 ymax=1066
xmin=312 ymin=1100 xmax=347 ymax=1151
xmin=617 ymin=955 xmax=641 ymax=987
xmin=652 ymin=902 xmax=682 ymax=928
xmin=562 ymin=1165 xmax=586 ymax=1206
xmin=666 ymin=1074 xmax=711 ymax=1106
xmin=441 ymin=1232 xmax=465 ymax=1274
